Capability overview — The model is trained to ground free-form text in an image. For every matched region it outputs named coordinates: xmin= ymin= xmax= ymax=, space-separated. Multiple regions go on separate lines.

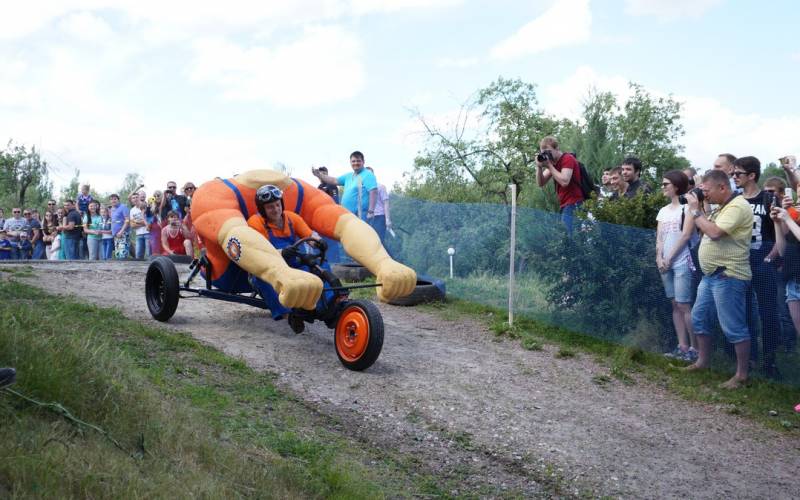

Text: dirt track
xmin=12 ymin=261 xmax=800 ymax=498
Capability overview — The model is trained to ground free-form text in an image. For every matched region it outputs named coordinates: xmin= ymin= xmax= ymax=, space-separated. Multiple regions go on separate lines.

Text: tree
xmin=118 ymin=173 xmax=144 ymax=203
xmin=616 ymin=83 xmax=688 ymax=181
xmin=0 ymin=140 xmax=53 ymax=208
xmin=60 ymin=169 xmax=81 ymax=202
xmin=407 ymin=77 xmax=569 ymax=208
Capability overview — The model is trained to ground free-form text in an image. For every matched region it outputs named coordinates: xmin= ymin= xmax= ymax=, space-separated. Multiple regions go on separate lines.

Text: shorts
xmin=786 ymin=279 xmax=800 ymax=302
xmin=660 ymin=264 xmax=693 ymax=303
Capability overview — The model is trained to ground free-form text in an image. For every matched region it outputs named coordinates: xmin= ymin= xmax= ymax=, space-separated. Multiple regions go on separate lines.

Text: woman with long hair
xmin=656 ymin=170 xmax=698 ymax=361
xmin=42 ymin=211 xmax=58 ymax=260
xmin=84 ymin=201 xmax=103 ymax=260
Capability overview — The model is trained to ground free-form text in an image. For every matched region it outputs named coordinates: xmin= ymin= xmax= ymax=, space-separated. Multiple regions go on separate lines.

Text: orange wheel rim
xmin=336 ymin=307 xmax=370 ymax=362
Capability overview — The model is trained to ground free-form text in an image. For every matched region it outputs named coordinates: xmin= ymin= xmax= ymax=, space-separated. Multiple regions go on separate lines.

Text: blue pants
xmin=692 ymin=272 xmax=750 ymax=344
xmin=746 ymin=248 xmax=779 ymax=365
xmin=369 ymin=215 xmax=387 ymax=245
xmin=101 ymin=239 xmax=114 ymax=260
xmin=63 ymin=237 xmax=81 ymax=260
xmin=32 ymin=241 xmax=45 ymax=260
xmin=561 ymin=202 xmax=582 ymax=235
xmin=135 ymin=235 xmax=149 ymax=259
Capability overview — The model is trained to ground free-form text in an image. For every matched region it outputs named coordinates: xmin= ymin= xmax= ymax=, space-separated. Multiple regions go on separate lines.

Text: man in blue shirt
xmin=312 ymin=151 xmax=377 ymax=221
xmin=109 ymin=193 xmax=130 ymax=259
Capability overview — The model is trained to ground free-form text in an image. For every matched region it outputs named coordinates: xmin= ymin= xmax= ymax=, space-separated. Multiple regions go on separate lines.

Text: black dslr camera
xmin=678 ymin=187 xmax=704 ymax=205
xmin=536 ymin=150 xmax=553 ymax=163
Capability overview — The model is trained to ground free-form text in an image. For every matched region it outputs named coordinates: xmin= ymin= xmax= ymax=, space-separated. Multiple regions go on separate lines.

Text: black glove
xmin=281 ymin=246 xmax=300 ymax=260
xmin=315 ymin=239 xmax=328 ymax=252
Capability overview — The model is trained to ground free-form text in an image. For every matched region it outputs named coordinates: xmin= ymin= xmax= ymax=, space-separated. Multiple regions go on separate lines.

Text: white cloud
xmin=58 ymin=11 xmax=114 ymax=41
xmin=436 ymin=56 xmax=480 ymax=69
xmin=680 ymin=96 xmax=800 ymax=171
xmin=541 ymin=66 xmax=800 ymax=170
xmin=623 ymin=0 xmax=723 ymax=20
xmin=490 ymin=0 xmax=591 ymax=60
xmin=189 ymin=25 xmax=364 ymax=107
xmin=542 ymin=66 xmax=631 ymax=120
xmin=350 ymin=0 xmax=461 ymax=14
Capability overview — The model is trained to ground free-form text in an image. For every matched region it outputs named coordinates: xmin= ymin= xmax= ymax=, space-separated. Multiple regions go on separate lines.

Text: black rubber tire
xmin=335 ymin=299 xmax=384 ymax=371
xmin=151 ymin=254 xmax=193 ymax=265
xmin=388 ymin=278 xmax=446 ymax=306
xmin=145 ymin=256 xmax=180 ymax=321
xmin=331 ymin=263 xmax=373 ymax=282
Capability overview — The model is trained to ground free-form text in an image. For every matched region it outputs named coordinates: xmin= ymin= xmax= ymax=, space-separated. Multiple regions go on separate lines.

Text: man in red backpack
xmin=535 ymin=135 xmax=584 ymax=233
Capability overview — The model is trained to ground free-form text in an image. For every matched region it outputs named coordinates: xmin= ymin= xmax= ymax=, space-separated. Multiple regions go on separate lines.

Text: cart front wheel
xmin=335 ymin=300 xmax=384 ymax=371
xmin=146 ymin=256 xmax=180 ymax=321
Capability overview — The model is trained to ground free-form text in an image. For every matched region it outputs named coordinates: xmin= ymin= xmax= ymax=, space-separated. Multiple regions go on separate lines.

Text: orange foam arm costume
xmin=192 ymin=170 xmax=416 ymax=306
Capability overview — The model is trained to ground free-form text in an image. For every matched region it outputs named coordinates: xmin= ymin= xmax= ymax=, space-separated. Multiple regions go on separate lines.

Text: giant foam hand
xmin=374 ymin=259 xmax=417 ymax=302
xmin=333 ymin=212 xmax=417 ymax=302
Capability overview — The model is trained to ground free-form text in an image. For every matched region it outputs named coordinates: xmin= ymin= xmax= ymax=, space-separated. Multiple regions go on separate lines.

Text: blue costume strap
xmin=221 ymin=178 xmax=249 ymax=218
xmin=292 ymin=178 xmax=304 ymax=214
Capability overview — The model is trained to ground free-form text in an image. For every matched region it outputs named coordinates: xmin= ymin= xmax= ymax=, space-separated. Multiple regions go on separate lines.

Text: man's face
xmin=130 ymin=193 xmax=139 ymax=205
xmin=701 ymin=179 xmax=728 ymax=204
xmin=63 ymin=201 xmax=73 ymax=212
xmin=110 ymin=197 xmax=120 ymax=207
xmin=264 ymin=200 xmax=282 ymax=223
xmin=732 ymin=167 xmax=753 ymax=189
xmin=609 ymin=173 xmax=621 ymax=187
xmin=621 ymin=164 xmax=637 ymax=182
xmin=167 ymin=182 xmax=177 ymax=194
xmin=12 ymin=208 xmax=21 ymax=218
xmin=350 ymin=156 xmax=364 ymax=173
xmin=713 ymin=156 xmax=733 ymax=175
xmin=23 ymin=210 xmax=31 ymax=220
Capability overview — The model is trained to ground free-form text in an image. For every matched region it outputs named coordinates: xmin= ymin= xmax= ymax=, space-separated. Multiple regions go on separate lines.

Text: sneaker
xmin=685 ymin=348 xmax=699 ymax=363
xmin=287 ymin=313 xmax=305 ymax=334
xmin=664 ymin=347 xmax=688 ymax=360
xmin=0 ymin=368 xmax=16 ymax=389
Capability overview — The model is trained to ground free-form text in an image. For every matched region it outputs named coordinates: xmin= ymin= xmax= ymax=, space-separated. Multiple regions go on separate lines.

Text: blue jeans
xmin=135 ymin=235 xmax=149 ymax=259
xmin=8 ymin=242 xmax=20 ymax=260
xmin=692 ymin=272 xmax=750 ymax=344
xmin=32 ymin=241 xmax=45 ymax=260
xmin=63 ymin=237 xmax=81 ymax=260
xmin=101 ymin=239 xmax=114 ymax=260
xmin=87 ymin=238 xmax=102 ymax=260
xmin=561 ymin=202 xmax=582 ymax=235
xmin=369 ymin=215 xmax=387 ymax=245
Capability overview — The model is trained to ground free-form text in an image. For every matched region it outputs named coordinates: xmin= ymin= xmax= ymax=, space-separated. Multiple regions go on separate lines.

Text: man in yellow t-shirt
xmin=685 ymin=169 xmax=753 ymax=389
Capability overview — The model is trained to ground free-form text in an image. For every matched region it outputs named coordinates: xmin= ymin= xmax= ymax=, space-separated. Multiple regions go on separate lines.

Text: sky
xmin=1 ymin=0 xmax=799 ymax=196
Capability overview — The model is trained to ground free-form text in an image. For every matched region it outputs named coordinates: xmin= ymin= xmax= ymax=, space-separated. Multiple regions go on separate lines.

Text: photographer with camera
xmin=684 ymin=169 xmax=753 ymax=389
xmin=535 ymin=136 xmax=584 ymax=232
xmin=732 ymin=156 xmax=781 ymax=378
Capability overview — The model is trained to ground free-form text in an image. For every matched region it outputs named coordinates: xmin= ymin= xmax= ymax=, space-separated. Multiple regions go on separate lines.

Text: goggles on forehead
xmin=256 ymin=185 xmax=283 ymax=204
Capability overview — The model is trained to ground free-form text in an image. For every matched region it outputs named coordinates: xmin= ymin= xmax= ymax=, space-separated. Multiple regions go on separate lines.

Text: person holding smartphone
xmin=732 ymin=156 xmax=781 ymax=378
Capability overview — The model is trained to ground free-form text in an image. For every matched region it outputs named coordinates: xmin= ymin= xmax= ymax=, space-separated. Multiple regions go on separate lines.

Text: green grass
xmin=0 ymin=275 xmax=460 ymax=498
xmin=420 ymin=297 xmax=800 ymax=433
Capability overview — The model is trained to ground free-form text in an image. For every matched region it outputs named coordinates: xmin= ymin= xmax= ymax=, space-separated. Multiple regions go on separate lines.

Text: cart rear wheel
xmin=146 ymin=256 xmax=180 ymax=321
xmin=334 ymin=299 xmax=383 ymax=371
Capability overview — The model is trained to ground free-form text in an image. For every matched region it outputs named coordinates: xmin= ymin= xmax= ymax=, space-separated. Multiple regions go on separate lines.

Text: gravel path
xmin=11 ymin=261 xmax=800 ymax=499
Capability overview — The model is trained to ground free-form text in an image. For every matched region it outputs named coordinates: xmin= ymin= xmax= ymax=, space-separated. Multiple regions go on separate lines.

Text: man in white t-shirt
xmin=129 ymin=196 xmax=150 ymax=259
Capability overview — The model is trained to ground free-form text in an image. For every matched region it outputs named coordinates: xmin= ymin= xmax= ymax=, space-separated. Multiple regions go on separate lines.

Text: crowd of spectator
xmin=537 ymin=133 xmax=798 ymax=394
xmin=0 ymin=151 xmax=394 ymax=265
xmin=0 ymin=181 xmax=199 ymax=261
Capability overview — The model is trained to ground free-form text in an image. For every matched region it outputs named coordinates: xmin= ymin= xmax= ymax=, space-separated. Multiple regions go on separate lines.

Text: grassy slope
xmin=0 ymin=270 xmax=454 ymax=499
